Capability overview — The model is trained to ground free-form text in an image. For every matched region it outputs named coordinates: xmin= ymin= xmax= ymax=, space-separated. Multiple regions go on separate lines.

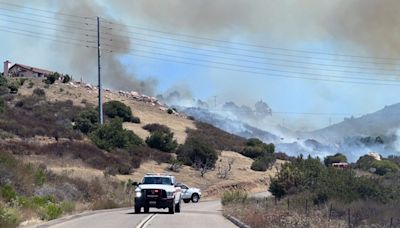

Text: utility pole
xmin=97 ymin=16 xmax=104 ymax=125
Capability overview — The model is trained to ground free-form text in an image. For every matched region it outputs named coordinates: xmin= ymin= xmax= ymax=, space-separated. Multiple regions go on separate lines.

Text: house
xmin=3 ymin=60 xmax=53 ymax=78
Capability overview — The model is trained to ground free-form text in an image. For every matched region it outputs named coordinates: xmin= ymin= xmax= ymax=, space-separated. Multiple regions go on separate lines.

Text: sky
xmin=1 ymin=0 xmax=400 ymax=131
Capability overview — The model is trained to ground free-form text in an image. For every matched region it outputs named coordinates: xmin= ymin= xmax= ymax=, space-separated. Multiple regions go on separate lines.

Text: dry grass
xmin=18 ymin=79 xmax=196 ymax=144
xmin=32 ymin=151 xmax=284 ymax=200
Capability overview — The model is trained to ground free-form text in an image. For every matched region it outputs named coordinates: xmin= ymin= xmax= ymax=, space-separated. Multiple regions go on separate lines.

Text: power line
xmin=101 ymin=31 xmax=400 ymax=67
xmin=0 ymin=28 xmax=97 ymax=48
xmin=102 ymin=49 xmax=400 ymax=86
xmin=0 ymin=18 xmax=96 ymax=38
xmin=103 ymin=44 xmax=400 ymax=83
xmin=0 ymin=7 xmax=96 ymax=26
xmin=101 ymin=40 xmax=400 ymax=78
xmin=0 ymin=1 xmax=96 ymax=20
xmin=0 ymin=25 xmax=96 ymax=44
xmin=0 ymin=14 xmax=96 ymax=33
xmin=100 ymin=18 xmax=400 ymax=62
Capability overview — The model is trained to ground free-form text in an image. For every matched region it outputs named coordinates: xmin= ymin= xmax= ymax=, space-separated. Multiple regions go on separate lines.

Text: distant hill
xmin=311 ymin=103 xmax=400 ymax=142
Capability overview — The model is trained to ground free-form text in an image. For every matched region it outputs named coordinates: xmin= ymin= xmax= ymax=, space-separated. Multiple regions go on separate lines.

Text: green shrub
xmin=34 ymin=167 xmax=47 ymax=186
xmin=221 ymin=190 xmax=248 ymax=205
xmin=32 ymin=195 xmax=56 ymax=208
xmin=145 ymin=130 xmax=178 ymax=153
xmin=74 ymin=109 xmax=98 ymax=134
xmin=44 ymin=72 xmax=60 ymax=85
xmin=130 ymin=116 xmax=140 ymax=124
xmin=103 ymin=100 xmax=133 ymax=122
xmin=32 ymin=88 xmax=46 ymax=97
xmin=7 ymin=81 xmax=20 ymax=94
xmin=241 ymin=138 xmax=274 ymax=159
xmin=19 ymin=78 xmax=27 ymax=86
xmin=250 ymin=155 xmax=276 ymax=171
xmin=40 ymin=203 xmax=63 ymax=220
xmin=90 ymin=118 xmax=143 ymax=151
xmin=0 ymin=206 xmax=19 ymax=228
xmin=0 ymin=76 xmax=7 ymax=87
xmin=372 ymin=160 xmax=399 ymax=175
xmin=0 ymin=185 xmax=17 ymax=202
xmin=62 ymin=75 xmax=71 ymax=83
xmin=177 ymin=138 xmax=218 ymax=167
xmin=324 ymin=153 xmax=347 ymax=166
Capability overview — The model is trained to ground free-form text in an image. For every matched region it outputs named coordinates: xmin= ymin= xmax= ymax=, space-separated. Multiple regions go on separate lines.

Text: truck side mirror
xmin=132 ymin=182 xmax=140 ymax=186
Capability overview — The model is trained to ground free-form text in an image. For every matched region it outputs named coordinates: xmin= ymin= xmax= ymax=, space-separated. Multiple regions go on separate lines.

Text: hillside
xmin=311 ymin=103 xmax=400 ymax=141
xmin=0 ymin=77 xmax=281 ymax=226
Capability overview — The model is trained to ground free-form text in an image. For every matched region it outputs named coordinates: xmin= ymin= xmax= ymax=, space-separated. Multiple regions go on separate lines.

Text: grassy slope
xmin=15 ymin=79 xmax=278 ymax=197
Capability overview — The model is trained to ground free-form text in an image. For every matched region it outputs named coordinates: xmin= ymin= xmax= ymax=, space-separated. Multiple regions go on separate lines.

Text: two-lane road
xmin=37 ymin=200 xmax=235 ymax=228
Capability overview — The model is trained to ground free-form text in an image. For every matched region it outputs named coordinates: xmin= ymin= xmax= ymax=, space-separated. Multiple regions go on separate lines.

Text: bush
xmin=143 ymin=123 xmax=171 ymax=133
xmin=167 ymin=108 xmax=174 ymax=114
xmin=324 ymin=153 xmax=347 ymax=166
xmin=27 ymin=81 xmax=34 ymax=88
xmin=32 ymin=88 xmax=46 ymax=97
xmin=130 ymin=116 xmax=140 ymax=124
xmin=103 ymin=100 xmax=133 ymax=122
xmin=62 ymin=75 xmax=71 ymax=83
xmin=372 ymin=160 xmax=399 ymax=175
xmin=40 ymin=203 xmax=63 ymax=220
xmin=145 ymin=130 xmax=178 ymax=153
xmin=1 ymin=185 xmax=17 ymax=202
xmin=74 ymin=109 xmax=98 ymax=134
xmin=241 ymin=138 xmax=274 ymax=159
xmin=44 ymin=72 xmax=60 ymax=85
xmin=250 ymin=155 xmax=276 ymax=171
xmin=221 ymin=190 xmax=248 ymax=205
xmin=0 ymin=206 xmax=19 ymax=228
xmin=177 ymin=138 xmax=218 ymax=167
xmin=7 ymin=81 xmax=20 ymax=94
xmin=90 ymin=118 xmax=143 ymax=151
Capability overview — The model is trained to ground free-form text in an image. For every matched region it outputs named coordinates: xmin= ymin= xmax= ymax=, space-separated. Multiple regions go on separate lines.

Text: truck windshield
xmin=142 ymin=177 xmax=172 ymax=185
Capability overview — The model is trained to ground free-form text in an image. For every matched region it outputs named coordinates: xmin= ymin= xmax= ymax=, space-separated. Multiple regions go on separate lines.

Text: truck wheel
xmin=134 ymin=206 xmax=141 ymax=214
xmin=144 ymin=206 xmax=149 ymax=213
xmin=168 ymin=202 xmax=175 ymax=214
xmin=175 ymin=202 xmax=181 ymax=213
xmin=183 ymin=199 xmax=190 ymax=203
xmin=191 ymin=194 xmax=199 ymax=203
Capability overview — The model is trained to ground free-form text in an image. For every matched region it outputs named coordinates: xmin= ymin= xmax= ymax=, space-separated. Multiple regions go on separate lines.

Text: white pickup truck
xmin=133 ymin=173 xmax=182 ymax=214
xmin=176 ymin=183 xmax=201 ymax=203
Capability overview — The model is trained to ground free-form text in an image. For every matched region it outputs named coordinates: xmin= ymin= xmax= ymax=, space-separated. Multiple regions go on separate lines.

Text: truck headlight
xmin=166 ymin=191 xmax=175 ymax=198
xmin=135 ymin=191 xmax=142 ymax=198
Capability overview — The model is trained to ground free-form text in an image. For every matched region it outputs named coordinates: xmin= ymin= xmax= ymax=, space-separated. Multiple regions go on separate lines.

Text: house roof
xmin=9 ymin=63 xmax=53 ymax=75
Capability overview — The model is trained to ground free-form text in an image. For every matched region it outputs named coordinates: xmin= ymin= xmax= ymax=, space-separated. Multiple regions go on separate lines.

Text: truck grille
xmin=143 ymin=189 xmax=167 ymax=198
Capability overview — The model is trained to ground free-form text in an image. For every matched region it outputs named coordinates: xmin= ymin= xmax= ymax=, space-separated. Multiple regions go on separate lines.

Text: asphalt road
xmin=37 ymin=200 xmax=235 ymax=228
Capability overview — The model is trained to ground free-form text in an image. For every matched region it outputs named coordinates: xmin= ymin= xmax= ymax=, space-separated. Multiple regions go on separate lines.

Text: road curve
xmin=36 ymin=200 xmax=235 ymax=228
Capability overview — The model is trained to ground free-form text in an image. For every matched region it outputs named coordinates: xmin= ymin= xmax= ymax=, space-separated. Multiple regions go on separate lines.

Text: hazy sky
xmin=1 ymin=0 xmax=400 ymax=131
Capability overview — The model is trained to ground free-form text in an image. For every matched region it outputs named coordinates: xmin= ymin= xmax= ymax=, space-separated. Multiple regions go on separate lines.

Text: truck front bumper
xmin=135 ymin=197 xmax=174 ymax=209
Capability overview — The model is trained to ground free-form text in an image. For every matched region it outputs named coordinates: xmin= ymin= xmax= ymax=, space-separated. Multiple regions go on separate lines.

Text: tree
xmin=250 ymin=155 xmax=275 ymax=171
xmin=90 ymin=118 xmax=143 ymax=150
xmin=74 ymin=109 xmax=98 ymax=134
xmin=103 ymin=100 xmax=133 ymax=122
xmin=145 ymin=130 xmax=178 ymax=152
xmin=177 ymin=138 xmax=218 ymax=177
xmin=324 ymin=153 xmax=347 ymax=166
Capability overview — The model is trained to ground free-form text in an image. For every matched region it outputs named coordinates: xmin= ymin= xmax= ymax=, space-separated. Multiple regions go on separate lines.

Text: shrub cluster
xmin=356 ymin=155 xmax=399 ymax=175
xmin=241 ymin=138 xmax=276 ymax=171
xmin=145 ymin=126 xmax=178 ymax=152
xmin=143 ymin=123 xmax=171 ymax=133
xmin=103 ymin=100 xmax=140 ymax=123
xmin=221 ymin=190 xmax=248 ymax=205
xmin=269 ymin=155 xmax=400 ymax=204
xmin=90 ymin=118 xmax=143 ymax=151
xmin=74 ymin=108 xmax=98 ymax=134
xmin=44 ymin=72 xmax=60 ymax=85
xmin=177 ymin=138 xmax=218 ymax=168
